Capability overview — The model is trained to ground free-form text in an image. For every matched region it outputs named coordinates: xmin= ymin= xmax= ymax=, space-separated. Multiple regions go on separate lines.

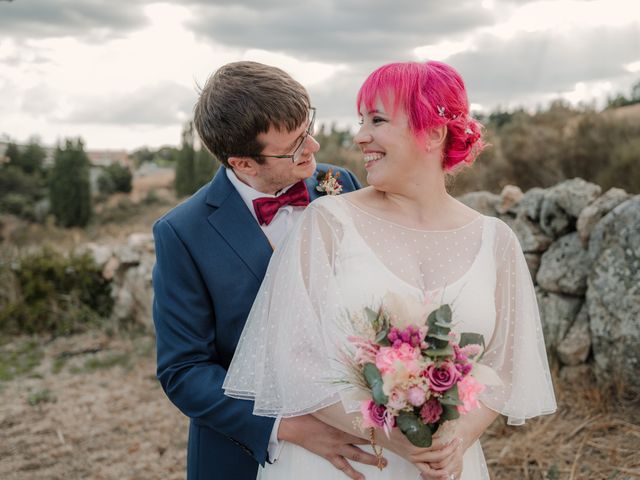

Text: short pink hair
xmin=357 ymin=61 xmax=485 ymax=171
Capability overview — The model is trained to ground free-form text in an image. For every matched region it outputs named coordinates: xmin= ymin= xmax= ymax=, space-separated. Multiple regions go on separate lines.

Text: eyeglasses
xmin=245 ymin=107 xmax=316 ymax=164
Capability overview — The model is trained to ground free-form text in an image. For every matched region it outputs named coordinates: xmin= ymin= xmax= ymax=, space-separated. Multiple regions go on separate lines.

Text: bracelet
xmin=369 ymin=428 xmax=385 ymax=470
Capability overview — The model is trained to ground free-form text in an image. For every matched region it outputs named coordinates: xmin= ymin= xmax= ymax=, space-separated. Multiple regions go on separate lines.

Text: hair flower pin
xmin=316 ymin=168 xmax=343 ymax=196
xmin=437 ymin=105 xmax=446 ymax=118
xmin=465 ymin=127 xmax=473 ymax=135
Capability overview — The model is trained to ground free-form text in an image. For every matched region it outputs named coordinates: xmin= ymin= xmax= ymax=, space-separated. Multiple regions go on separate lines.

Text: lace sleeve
xmin=223 ymin=198 xmax=348 ymax=417
xmin=479 ymin=222 xmax=557 ymax=425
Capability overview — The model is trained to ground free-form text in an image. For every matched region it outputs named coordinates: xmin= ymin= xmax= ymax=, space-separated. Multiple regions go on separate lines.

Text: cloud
xmin=185 ymin=0 xmax=497 ymax=63
xmin=448 ymin=25 xmax=640 ymax=106
xmin=0 ymin=0 xmax=149 ymax=40
xmin=64 ymin=82 xmax=196 ymax=126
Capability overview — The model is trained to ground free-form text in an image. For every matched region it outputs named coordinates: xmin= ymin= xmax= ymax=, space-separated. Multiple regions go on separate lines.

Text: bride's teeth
xmin=364 ymin=153 xmax=384 ymax=162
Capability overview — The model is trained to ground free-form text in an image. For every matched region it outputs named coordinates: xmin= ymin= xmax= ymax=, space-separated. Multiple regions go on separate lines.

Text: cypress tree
xmin=49 ymin=138 xmax=92 ymax=228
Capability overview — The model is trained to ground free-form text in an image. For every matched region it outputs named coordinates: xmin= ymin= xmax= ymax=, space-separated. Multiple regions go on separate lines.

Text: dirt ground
xmin=1 ymin=331 xmax=638 ymax=480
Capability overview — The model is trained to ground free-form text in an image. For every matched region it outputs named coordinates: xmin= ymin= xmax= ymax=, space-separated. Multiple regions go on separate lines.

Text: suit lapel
xmin=305 ymin=171 xmax=321 ymax=202
xmin=206 ymin=169 xmax=273 ymax=281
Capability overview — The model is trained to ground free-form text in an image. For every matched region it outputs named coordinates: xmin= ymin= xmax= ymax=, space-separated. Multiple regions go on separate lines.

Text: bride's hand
xmin=411 ymin=437 xmax=463 ymax=479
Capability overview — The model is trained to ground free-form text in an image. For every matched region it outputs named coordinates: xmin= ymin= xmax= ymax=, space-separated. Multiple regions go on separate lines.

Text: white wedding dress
xmin=224 ymin=195 xmax=557 ymax=479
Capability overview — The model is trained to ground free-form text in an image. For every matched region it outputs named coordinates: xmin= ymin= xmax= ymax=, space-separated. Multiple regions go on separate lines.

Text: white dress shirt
xmin=226 ymin=167 xmax=305 ymax=462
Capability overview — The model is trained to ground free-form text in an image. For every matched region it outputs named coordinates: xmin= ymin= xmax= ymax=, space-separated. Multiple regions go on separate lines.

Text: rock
xmin=127 ymin=233 xmax=155 ymax=253
xmin=516 ymin=187 xmax=545 ymax=222
xmin=557 ymin=304 xmax=591 ymax=366
xmin=111 ymin=253 xmax=155 ymax=330
xmin=539 ymin=179 xmax=601 ymax=238
xmin=102 ymin=256 xmax=120 ymax=281
xmin=82 ymin=243 xmax=113 ymax=268
xmin=497 ymin=185 xmax=523 ymax=215
xmin=512 ymin=215 xmax=553 ymax=253
xmin=536 ymin=288 xmax=583 ymax=354
xmin=536 ymin=232 xmax=591 ymax=295
xmin=113 ymin=244 xmax=140 ymax=266
xmin=524 ymin=253 xmax=541 ymax=279
xmin=559 ymin=364 xmax=593 ymax=385
xmin=546 ymin=178 xmax=602 ymax=218
xmin=457 ymin=191 xmax=499 ymax=216
xmin=587 ymin=195 xmax=640 ymax=393
xmin=576 ymin=187 xmax=629 ymax=247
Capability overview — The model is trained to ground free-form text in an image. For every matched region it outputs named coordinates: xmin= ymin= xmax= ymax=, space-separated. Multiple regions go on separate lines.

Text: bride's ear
xmin=426 ymin=125 xmax=447 ymax=151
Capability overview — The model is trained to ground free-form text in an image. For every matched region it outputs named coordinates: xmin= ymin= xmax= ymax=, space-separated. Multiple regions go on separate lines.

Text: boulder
xmin=576 ymin=187 xmax=629 ymax=247
xmin=536 ymin=232 xmax=591 ymax=295
xmin=496 ymin=185 xmax=524 ymax=215
xmin=539 ymin=179 xmax=601 ymax=238
xmin=515 ymin=187 xmax=545 ymax=222
xmin=587 ymin=196 xmax=640 ymax=393
xmin=557 ymin=304 xmax=591 ymax=366
xmin=512 ymin=215 xmax=553 ymax=253
xmin=536 ymin=288 xmax=583 ymax=354
xmin=523 ymin=253 xmax=541 ymax=279
xmin=457 ymin=191 xmax=499 ymax=217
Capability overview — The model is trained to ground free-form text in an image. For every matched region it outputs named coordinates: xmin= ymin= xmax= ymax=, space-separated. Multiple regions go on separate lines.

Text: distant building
xmin=86 ymin=149 xmax=131 ymax=169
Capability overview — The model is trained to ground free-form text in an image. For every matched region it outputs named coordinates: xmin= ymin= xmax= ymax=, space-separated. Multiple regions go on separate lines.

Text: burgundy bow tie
xmin=252 ymin=181 xmax=310 ymax=226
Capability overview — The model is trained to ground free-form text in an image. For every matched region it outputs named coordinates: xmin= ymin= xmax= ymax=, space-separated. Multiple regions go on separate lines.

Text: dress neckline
xmin=338 ymin=195 xmax=484 ymax=233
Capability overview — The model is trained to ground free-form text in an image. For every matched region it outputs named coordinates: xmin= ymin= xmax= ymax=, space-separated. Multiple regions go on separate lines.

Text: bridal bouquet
xmin=342 ymin=292 xmax=497 ymax=448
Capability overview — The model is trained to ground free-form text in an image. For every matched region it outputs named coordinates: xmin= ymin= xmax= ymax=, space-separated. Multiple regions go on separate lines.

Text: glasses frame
xmin=241 ymin=107 xmax=316 ymax=163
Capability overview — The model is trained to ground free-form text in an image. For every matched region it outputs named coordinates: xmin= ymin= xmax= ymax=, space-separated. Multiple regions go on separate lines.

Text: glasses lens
xmin=291 ymin=108 xmax=316 ymax=163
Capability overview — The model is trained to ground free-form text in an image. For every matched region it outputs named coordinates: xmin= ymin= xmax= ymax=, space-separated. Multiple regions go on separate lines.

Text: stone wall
xmin=83 ymin=178 xmax=640 ymax=394
xmin=460 ymin=179 xmax=639 ymax=393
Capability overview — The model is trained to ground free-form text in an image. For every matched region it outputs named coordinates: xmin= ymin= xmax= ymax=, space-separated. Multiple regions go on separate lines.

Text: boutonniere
xmin=316 ymin=169 xmax=343 ymax=196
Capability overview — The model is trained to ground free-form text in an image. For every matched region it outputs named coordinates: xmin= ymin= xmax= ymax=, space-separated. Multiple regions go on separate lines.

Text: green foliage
xmin=397 ymin=411 xmax=433 ymax=447
xmin=194 ymin=147 xmax=220 ymax=188
xmin=49 ymin=138 xmax=92 ymax=227
xmin=0 ymin=247 xmax=113 ymax=336
xmin=97 ymin=163 xmax=133 ymax=194
xmin=0 ymin=140 xmax=47 ymax=221
xmin=174 ymin=122 xmax=197 ymax=197
xmin=76 ymin=352 xmax=131 ymax=373
xmin=363 ymin=362 xmax=388 ymax=405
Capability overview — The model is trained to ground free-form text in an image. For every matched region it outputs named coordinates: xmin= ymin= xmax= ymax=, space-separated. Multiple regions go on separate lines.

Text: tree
xmin=49 ymin=139 xmax=92 ymax=228
xmin=174 ymin=122 xmax=197 ymax=197
xmin=194 ymin=147 xmax=220 ymax=189
xmin=97 ymin=163 xmax=132 ymax=194
xmin=17 ymin=140 xmax=46 ymax=175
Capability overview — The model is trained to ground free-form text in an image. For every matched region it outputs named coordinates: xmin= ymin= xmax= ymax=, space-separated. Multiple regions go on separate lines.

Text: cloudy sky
xmin=1 ymin=0 xmax=638 ymax=150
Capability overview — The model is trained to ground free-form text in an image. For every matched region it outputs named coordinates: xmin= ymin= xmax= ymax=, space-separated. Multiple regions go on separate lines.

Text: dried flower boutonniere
xmin=316 ymin=169 xmax=343 ymax=196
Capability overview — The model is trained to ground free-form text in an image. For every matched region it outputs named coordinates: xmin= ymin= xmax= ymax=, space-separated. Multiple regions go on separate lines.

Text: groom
xmin=152 ymin=61 xmax=379 ymax=480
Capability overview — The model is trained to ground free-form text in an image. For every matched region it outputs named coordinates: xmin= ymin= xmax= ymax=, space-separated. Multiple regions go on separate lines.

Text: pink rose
xmin=361 ymin=400 xmax=387 ymax=428
xmin=420 ymin=398 xmax=443 ymax=424
xmin=425 ymin=362 xmax=461 ymax=393
xmin=407 ymin=386 xmax=426 ymax=407
xmin=457 ymin=375 xmax=486 ymax=414
xmin=375 ymin=344 xmax=420 ymax=374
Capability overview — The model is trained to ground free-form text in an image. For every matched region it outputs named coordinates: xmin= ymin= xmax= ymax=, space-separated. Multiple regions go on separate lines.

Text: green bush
xmin=97 ymin=163 xmax=133 ymax=194
xmin=0 ymin=248 xmax=113 ymax=336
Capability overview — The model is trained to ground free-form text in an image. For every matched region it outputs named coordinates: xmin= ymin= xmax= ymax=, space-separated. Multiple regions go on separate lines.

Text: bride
xmin=224 ymin=61 xmax=557 ymax=479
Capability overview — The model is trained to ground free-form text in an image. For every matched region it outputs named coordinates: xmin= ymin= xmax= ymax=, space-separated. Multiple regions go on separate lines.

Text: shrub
xmin=97 ymin=163 xmax=133 ymax=194
xmin=0 ymin=248 xmax=113 ymax=336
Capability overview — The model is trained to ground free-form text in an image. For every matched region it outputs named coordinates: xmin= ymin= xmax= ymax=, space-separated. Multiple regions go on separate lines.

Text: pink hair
xmin=356 ymin=61 xmax=485 ymax=171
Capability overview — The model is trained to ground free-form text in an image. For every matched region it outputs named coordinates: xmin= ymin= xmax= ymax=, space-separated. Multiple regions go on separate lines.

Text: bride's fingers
xmin=410 ymin=438 xmax=461 ymax=464
xmin=340 ymin=444 xmax=387 ymax=468
xmin=428 ymin=441 xmax=460 ymax=470
xmin=328 ymin=455 xmax=365 ymax=480
xmin=415 ymin=461 xmax=449 ymax=480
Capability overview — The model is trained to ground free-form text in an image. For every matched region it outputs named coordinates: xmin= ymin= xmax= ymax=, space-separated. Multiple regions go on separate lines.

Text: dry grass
xmin=482 ymin=375 xmax=640 ymax=479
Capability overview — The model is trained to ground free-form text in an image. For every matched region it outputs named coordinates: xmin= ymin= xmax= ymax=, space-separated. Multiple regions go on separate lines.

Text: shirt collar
xmin=225 ymin=168 xmax=297 ymax=219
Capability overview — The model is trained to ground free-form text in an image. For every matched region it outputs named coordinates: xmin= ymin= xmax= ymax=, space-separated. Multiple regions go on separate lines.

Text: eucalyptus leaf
xmin=375 ymin=327 xmax=390 ymax=346
xmin=459 ymin=332 xmax=485 ymax=350
xmin=397 ymin=412 xmax=433 ymax=447
xmin=425 ymin=345 xmax=454 ymax=357
xmin=363 ymin=363 xmax=388 ymax=405
xmin=435 ymin=305 xmax=452 ymax=324
xmin=365 ymin=307 xmax=380 ymax=330
xmin=440 ymin=403 xmax=460 ymax=421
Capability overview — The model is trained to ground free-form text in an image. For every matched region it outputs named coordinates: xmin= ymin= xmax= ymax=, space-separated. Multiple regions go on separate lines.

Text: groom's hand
xmin=279 ymin=415 xmax=384 ymax=480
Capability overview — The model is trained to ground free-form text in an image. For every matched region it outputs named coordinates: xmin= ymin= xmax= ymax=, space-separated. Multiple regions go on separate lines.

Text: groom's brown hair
xmin=194 ymin=61 xmax=310 ymax=168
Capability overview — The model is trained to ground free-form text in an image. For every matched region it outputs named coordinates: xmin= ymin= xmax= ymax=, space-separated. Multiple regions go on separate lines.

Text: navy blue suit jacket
xmin=152 ymin=164 xmax=361 ymax=480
